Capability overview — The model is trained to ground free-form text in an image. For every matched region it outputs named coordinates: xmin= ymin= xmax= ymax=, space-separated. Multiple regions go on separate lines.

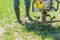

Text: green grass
xmin=0 ymin=0 xmax=60 ymax=40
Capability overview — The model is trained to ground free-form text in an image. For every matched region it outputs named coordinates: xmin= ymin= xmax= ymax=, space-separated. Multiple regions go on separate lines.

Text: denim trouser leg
xmin=13 ymin=0 xmax=31 ymax=8
xmin=14 ymin=0 xmax=20 ymax=9
xmin=24 ymin=0 xmax=31 ymax=7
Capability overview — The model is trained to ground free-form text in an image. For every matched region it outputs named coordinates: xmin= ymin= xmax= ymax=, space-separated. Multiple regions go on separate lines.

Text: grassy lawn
xmin=0 ymin=0 xmax=60 ymax=40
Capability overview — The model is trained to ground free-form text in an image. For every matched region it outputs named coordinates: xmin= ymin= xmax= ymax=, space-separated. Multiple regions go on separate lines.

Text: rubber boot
xmin=14 ymin=8 xmax=22 ymax=23
xmin=25 ymin=6 xmax=33 ymax=21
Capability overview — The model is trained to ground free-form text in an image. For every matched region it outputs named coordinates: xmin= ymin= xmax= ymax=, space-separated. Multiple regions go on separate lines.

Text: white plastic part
xmin=58 ymin=0 xmax=60 ymax=2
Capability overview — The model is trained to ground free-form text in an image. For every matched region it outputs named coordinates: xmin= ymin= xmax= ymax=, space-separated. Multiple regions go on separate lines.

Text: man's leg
xmin=50 ymin=0 xmax=53 ymax=8
xmin=24 ymin=0 xmax=33 ymax=20
xmin=13 ymin=0 xmax=22 ymax=23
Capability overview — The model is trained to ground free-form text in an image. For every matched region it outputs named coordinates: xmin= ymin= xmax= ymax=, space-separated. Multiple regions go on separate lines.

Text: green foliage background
xmin=0 ymin=0 xmax=60 ymax=40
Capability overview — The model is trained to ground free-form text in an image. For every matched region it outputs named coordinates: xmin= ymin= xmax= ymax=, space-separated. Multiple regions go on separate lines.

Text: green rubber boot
xmin=14 ymin=8 xmax=22 ymax=23
xmin=25 ymin=6 xmax=33 ymax=21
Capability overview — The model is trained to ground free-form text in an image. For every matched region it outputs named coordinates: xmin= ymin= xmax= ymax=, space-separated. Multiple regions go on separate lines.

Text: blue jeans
xmin=13 ymin=0 xmax=31 ymax=8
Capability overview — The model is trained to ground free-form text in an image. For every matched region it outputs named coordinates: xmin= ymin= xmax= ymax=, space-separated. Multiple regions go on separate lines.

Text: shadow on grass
xmin=25 ymin=22 xmax=60 ymax=40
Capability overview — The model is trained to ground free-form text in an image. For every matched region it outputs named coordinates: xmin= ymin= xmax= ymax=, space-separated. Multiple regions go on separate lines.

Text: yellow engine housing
xmin=35 ymin=0 xmax=51 ymax=11
xmin=36 ymin=0 xmax=43 ymax=10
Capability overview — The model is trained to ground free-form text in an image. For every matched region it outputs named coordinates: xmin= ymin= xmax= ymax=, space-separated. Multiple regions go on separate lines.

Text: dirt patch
xmin=27 ymin=34 xmax=37 ymax=40
xmin=14 ymin=32 xmax=24 ymax=40
xmin=0 ymin=27 xmax=5 ymax=39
